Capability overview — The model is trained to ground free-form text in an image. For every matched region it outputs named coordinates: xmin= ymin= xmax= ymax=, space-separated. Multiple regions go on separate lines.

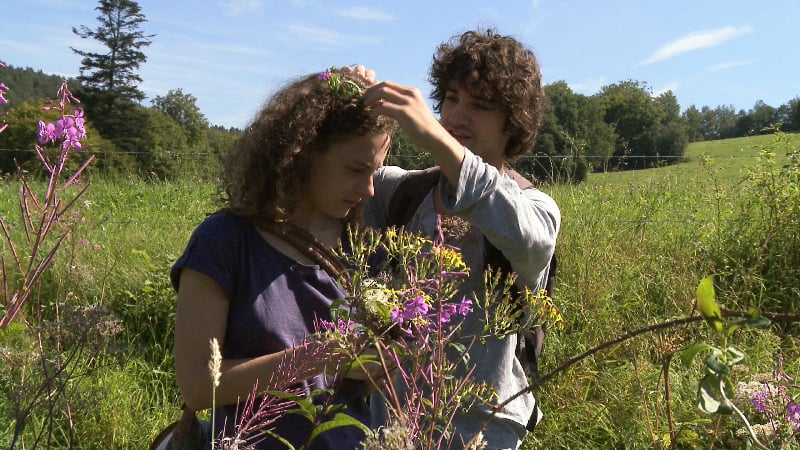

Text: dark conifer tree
xmin=71 ymin=0 xmax=154 ymax=156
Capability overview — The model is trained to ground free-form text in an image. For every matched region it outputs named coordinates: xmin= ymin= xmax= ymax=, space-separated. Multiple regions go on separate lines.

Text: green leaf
xmin=703 ymin=352 xmax=730 ymax=375
xmin=678 ymin=342 xmax=714 ymax=368
xmin=743 ymin=307 xmax=771 ymax=328
xmin=696 ymin=277 xmax=723 ymax=333
xmin=308 ymin=412 xmax=370 ymax=445
xmin=265 ymin=390 xmax=316 ymax=421
xmin=697 ymin=373 xmax=732 ymax=415
xmin=0 ymin=322 xmax=27 ymax=341
xmin=723 ymin=346 xmax=744 ymax=365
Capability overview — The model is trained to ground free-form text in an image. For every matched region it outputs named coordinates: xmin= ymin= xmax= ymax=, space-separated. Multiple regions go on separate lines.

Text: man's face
xmin=439 ymin=82 xmax=510 ymax=169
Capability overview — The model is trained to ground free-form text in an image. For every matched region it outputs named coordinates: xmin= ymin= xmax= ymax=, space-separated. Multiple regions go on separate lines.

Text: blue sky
xmin=3 ymin=0 xmax=798 ymax=129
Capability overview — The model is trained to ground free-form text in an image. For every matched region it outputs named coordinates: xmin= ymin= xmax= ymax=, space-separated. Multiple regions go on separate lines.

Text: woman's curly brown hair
xmin=429 ymin=28 xmax=545 ymax=161
xmin=220 ymin=69 xmax=395 ymax=225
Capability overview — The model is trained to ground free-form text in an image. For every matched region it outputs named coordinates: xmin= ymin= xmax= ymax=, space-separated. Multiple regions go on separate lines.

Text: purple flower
xmin=788 ymin=402 xmax=800 ymax=428
xmin=457 ymin=296 xmax=473 ymax=315
xmin=402 ymin=296 xmax=429 ymax=320
xmin=37 ymin=109 xmax=86 ymax=150
xmin=390 ymin=306 xmax=403 ymax=324
xmin=751 ymin=385 xmax=768 ymax=413
xmin=318 ymin=317 xmax=355 ymax=333
xmin=0 ymin=82 xmax=8 ymax=104
xmin=439 ymin=303 xmax=458 ymax=323
xmin=318 ymin=68 xmax=331 ymax=81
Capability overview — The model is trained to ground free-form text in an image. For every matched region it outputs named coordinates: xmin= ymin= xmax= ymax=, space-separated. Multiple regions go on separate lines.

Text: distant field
xmin=585 ymin=132 xmax=798 ymax=188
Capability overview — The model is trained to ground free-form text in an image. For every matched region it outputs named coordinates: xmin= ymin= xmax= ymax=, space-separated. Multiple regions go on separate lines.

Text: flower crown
xmin=318 ymin=67 xmax=362 ymax=96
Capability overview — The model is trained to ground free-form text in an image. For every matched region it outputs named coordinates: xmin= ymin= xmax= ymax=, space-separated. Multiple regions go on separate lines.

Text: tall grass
xmin=529 ymin=133 xmax=799 ymax=449
xmin=1 ymin=134 xmax=797 ymax=448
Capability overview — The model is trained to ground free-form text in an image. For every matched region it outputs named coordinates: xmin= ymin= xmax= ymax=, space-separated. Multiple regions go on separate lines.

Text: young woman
xmin=171 ymin=68 xmax=395 ymax=449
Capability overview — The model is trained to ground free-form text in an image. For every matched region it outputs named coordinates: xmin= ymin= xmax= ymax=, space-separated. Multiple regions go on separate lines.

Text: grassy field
xmin=1 ymin=132 xmax=798 ymax=448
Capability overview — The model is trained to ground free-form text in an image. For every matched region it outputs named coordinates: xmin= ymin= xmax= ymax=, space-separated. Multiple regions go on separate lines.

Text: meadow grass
xmin=1 ymin=133 xmax=798 ymax=448
xmin=529 ymin=133 xmax=799 ymax=449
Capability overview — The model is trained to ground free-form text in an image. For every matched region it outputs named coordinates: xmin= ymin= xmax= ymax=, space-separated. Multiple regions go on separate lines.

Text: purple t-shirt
xmin=171 ymin=212 xmax=371 ymax=449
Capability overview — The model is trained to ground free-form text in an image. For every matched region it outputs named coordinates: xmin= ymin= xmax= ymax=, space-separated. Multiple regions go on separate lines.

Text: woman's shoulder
xmin=194 ymin=210 xmax=250 ymax=235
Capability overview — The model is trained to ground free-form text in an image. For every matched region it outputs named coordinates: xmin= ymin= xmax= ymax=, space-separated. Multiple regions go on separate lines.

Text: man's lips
xmin=449 ymin=130 xmax=471 ymax=143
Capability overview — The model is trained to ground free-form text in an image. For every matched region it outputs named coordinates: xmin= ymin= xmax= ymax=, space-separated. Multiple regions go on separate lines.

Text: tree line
xmin=2 ymin=0 xmax=798 ymax=183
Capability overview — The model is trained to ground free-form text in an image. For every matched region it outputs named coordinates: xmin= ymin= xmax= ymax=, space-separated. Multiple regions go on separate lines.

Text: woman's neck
xmin=288 ymin=214 xmax=343 ymax=248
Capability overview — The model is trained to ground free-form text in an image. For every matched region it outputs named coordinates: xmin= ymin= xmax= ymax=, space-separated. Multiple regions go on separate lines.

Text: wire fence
xmin=0 ymin=146 xmax=766 ymax=160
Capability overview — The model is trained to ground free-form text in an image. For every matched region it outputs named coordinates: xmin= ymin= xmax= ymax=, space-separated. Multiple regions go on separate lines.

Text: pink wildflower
xmin=788 ymin=402 xmax=800 ymax=429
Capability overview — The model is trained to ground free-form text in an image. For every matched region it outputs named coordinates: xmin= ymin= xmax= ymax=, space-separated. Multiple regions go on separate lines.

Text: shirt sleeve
xmin=436 ymin=149 xmax=561 ymax=289
xmin=170 ymin=213 xmax=242 ymax=300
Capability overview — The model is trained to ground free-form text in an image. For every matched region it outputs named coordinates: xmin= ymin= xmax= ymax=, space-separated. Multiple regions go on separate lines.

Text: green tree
xmin=682 ymin=105 xmax=704 ymax=142
xmin=786 ymin=96 xmax=800 ymax=132
xmin=524 ymin=81 xmax=590 ymax=183
xmin=0 ymin=99 xmax=45 ymax=173
xmin=714 ymin=105 xmax=738 ymax=139
xmin=735 ymin=100 xmax=778 ymax=136
xmin=578 ymin=94 xmax=616 ymax=173
xmin=599 ymin=80 xmax=665 ymax=168
xmin=133 ymin=107 xmax=190 ymax=180
xmin=205 ymin=125 xmax=240 ymax=179
xmin=387 ymin=129 xmax=434 ymax=170
xmin=152 ymin=88 xmax=209 ymax=149
xmin=0 ymin=65 xmax=74 ymax=106
xmin=72 ymin=0 xmax=153 ymax=105
xmin=71 ymin=0 xmax=154 ymax=157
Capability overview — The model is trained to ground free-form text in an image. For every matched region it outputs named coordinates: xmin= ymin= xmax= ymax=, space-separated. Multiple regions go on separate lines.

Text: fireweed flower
xmin=37 ymin=108 xmax=86 ymax=150
xmin=751 ymin=383 xmax=769 ymax=413
xmin=402 ymin=296 xmax=429 ymax=320
xmin=788 ymin=402 xmax=800 ymax=428
xmin=0 ymin=81 xmax=8 ymax=104
xmin=318 ymin=67 xmax=362 ymax=96
xmin=319 ymin=317 xmax=357 ymax=334
xmin=35 ymin=81 xmax=86 ymax=151
xmin=1 ymin=64 xmax=8 ymax=133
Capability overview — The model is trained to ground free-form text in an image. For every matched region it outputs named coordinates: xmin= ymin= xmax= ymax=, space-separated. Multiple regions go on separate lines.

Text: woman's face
xmin=300 ymin=132 xmax=390 ymax=220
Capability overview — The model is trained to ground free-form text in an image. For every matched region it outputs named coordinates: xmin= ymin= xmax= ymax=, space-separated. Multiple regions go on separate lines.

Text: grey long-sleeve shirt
xmin=364 ymin=148 xmax=561 ymax=448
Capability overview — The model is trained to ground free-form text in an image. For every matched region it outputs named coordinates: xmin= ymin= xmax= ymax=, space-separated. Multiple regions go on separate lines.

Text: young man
xmin=362 ymin=28 xmax=561 ymax=449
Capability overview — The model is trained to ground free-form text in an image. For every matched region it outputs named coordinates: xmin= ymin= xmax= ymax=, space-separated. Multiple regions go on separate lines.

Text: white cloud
xmin=706 ymin=60 xmax=754 ymax=72
xmin=335 ymin=7 xmax=394 ymax=21
xmin=639 ymin=25 xmax=753 ymax=65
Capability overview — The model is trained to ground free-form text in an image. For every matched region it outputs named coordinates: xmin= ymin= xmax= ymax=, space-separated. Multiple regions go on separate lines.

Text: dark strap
xmin=259 ymin=220 xmax=352 ymax=294
xmin=387 ymin=167 xmax=441 ymax=228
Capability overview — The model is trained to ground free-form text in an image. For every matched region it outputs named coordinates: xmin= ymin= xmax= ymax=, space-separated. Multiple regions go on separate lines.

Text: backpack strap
xmin=259 ymin=220 xmax=352 ymax=294
xmin=386 ymin=166 xmax=441 ymax=228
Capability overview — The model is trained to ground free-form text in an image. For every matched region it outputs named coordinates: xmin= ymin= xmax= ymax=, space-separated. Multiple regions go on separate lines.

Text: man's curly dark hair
xmin=429 ymin=28 xmax=545 ymax=161
xmin=220 ymin=69 xmax=396 ymax=225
